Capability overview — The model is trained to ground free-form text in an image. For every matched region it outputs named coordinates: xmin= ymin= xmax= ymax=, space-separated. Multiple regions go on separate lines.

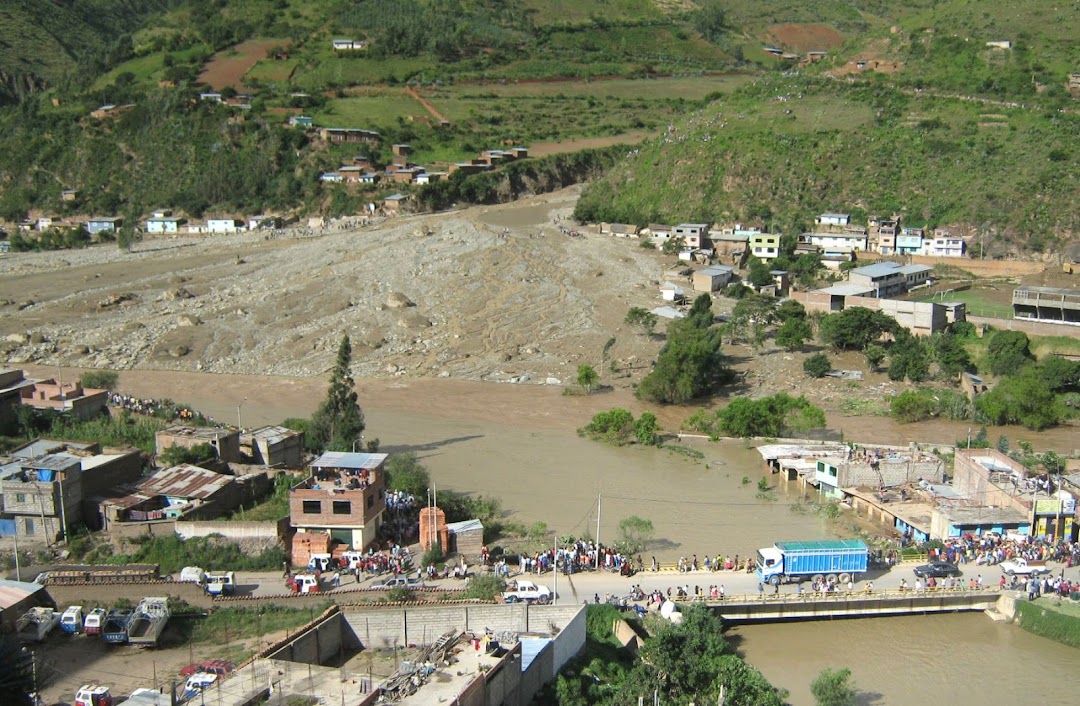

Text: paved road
xmin=180 ymin=560 xmax=1078 ymax=605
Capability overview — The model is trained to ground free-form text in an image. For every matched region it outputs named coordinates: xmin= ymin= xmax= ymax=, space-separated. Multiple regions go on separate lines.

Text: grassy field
xmin=91 ymin=45 xmax=209 ymax=90
xmin=313 ymin=90 xmax=425 ymax=129
xmin=917 ymin=288 xmax=1014 ymax=319
xmin=245 ymin=58 xmax=299 ymax=81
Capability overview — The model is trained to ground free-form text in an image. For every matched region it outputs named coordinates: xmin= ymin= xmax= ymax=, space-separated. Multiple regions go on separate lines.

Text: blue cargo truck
xmin=756 ymin=540 xmax=868 ymax=586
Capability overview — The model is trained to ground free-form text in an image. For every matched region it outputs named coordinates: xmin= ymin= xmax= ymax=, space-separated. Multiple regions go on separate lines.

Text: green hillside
xmin=0 ymin=0 xmax=180 ymax=104
xmin=574 ymin=76 xmax=1079 ymax=252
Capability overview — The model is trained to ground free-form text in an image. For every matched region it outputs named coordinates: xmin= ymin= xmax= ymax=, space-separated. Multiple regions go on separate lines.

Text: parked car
xmin=913 ymin=561 xmax=962 ymax=578
xmin=502 ymin=580 xmax=552 ymax=604
xmin=370 ymin=574 xmax=425 ymax=590
xmin=180 ymin=659 xmax=236 ymax=677
xmin=183 ymin=673 xmax=218 ymax=697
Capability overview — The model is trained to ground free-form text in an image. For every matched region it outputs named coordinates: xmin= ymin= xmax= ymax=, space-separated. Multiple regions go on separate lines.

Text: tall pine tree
xmin=310 ymin=336 xmax=366 ymax=452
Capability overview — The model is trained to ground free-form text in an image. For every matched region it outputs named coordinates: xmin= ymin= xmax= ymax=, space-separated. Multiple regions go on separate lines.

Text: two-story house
xmin=896 ymin=227 xmax=924 ymax=256
xmin=749 ymin=232 xmax=781 ymax=262
xmin=868 ymin=215 xmax=900 ymax=255
xmin=922 ymin=229 xmax=966 ymax=258
xmin=672 ymin=223 xmax=710 ymax=249
xmin=846 ymin=262 xmax=908 ymax=298
xmin=289 ymin=452 xmax=388 ymax=552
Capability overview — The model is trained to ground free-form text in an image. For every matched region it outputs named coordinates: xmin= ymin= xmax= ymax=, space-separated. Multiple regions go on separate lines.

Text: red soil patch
xmin=198 ymin=39 xmax=281 ymax=90
xmin=767 ymin=23 xmax=845 ymax=53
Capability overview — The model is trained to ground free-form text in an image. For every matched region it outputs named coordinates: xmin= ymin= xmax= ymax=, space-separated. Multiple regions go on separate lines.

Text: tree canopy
xmin=818 ymin=308 xmax=897 ymax=350
xmin=986 ymin=330 xmax=1035 ymax=377
xmin=384 ymin=452 xmax=431 ymax=498
xmin=811 ymin=667 xmax=858 ymax=706
xmin=309 ymin=335 xmax=366 ymax=452
xmin=638 ymin=295 xmax=730 ymax=404
xmin=687 ymin=393 xmax=826 ymax=438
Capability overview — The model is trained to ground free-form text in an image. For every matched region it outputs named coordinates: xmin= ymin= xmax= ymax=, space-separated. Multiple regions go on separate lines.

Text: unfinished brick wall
xmin=419 ymin=507 xmax=448 ymax=552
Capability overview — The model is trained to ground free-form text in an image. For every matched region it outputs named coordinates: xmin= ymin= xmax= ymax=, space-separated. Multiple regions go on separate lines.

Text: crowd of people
xmin=933 ymin=533 xmax=1080 ymax=568
xmin=108 ymin=392 xmax=216 ymax=425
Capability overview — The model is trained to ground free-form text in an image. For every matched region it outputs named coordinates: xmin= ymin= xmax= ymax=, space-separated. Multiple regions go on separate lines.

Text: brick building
xmin=290 ymin=452 xmax=387 ymax=551
xmin=0 ymin=369 xmax=108 ymax=420
xmin=0 ymin=448 xmax=143 ymax=542
xmin=242 ymin=425 xmax=305 ymax=468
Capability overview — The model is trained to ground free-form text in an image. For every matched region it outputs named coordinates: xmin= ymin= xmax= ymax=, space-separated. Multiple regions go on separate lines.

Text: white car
xmin=502 ymin=580 xmax=552 ymax=604
xmin=184 ymin=673 xmax=218 ymax=695
xmin=370 ymin=575 xmax=425 ymax=590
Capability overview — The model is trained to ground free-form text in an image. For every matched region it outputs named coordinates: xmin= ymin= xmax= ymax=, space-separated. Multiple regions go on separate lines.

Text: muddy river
xmin=732 ymin=613 xmax=1078 ymax=706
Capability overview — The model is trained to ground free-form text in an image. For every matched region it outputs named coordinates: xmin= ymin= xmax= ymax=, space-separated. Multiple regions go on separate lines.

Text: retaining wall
xmin=46 ymin=579 xmax=212 ymax=608
xmin=175 ymin=518 xmax=289 ymax=543
xmin=968 ymin=315 xmax=1080 ymax=338
xmin=265 ymin=606 xmax=352 ymax=664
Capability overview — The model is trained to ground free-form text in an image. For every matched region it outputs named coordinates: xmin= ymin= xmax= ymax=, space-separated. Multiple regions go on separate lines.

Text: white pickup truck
xmin=502 ymin=580 xmax=552 ymax=604
xmin=999 ymin=557 xmax=1051 ymax=577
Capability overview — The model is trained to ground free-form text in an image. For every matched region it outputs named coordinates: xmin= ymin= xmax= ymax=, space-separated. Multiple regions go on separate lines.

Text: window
xmin=333 ymin=500 xmax=352 ymax=515
xmin=367 ymin=495 xmax=375 ymax=508
xmin=15 ymin=493 xmax=25 ymax=503
xmin=23 ymin=518 xmax=34 ymax=535
xmin=829 ymin=467 xmax=838 ymax=477
xmin=302 ymin=500 xmax=321 ymax=514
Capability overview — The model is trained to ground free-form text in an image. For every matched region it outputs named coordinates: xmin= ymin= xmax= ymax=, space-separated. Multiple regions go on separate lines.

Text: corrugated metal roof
xmin=311 ymin=452 xmax=387 ymax=470
xmin=0 ymin=579 xmax=44 ymax=609
xmin=849 ymin=262 xmax=902 ymax=278
xmin=699 ymin=265 xmax=733 ymax=276
xmin=137 ymin=465 xmax=231 ymax=500
xmin=898 ymin=264 xmax=933 ymax=275
xmin=25 ymin=453 xmax=83 ymax=472
xmin=447 ymin=519 xmax=484 ymax=534
xmin=251 ymin=426 xmax=299 ymax=445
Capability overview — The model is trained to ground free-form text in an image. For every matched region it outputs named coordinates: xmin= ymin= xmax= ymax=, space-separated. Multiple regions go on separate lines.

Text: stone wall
xmin=175 ymin=517 xmax=288 ymax=544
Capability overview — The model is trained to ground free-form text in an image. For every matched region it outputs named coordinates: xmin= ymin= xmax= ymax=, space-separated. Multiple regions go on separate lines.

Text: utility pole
xmin=552 ymin=531 xmax=558 ymax=605
xmin=595 ymin=492 xmax=602 ymax=570
xmin=237 ymin=397 xmax=247 ymax=430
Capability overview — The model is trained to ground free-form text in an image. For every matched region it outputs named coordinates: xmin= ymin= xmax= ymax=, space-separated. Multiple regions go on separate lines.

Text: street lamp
xmin=237 ymin=397 xmax=248 ymax=430
xmin=352 ymin=435 xmax=366 ymax=453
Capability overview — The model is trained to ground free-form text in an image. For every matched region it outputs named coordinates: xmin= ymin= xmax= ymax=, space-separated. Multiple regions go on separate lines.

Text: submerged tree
xmin=309 ymin=335 xmax=366 ymax=451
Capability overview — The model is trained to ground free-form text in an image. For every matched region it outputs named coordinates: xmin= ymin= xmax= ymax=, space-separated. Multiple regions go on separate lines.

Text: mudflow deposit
xmin=0 ymin=187 xmax=667 ymax=382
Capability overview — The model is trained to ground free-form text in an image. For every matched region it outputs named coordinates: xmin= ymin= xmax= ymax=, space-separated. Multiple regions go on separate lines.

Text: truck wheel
xmin=812 ymin=574 xmax=825 ymax=585
xmin=838 ymin=573 xmax=851 ymax=585
xmin=507 ymin=596 xmax=519 ymax=603
xmin=769 ymin=575 xmax=781 ymax=586
xmin=826 ymin=574 xmax=838 ymax=584
xmin=537 ymin=596 xmax=550 ymax=605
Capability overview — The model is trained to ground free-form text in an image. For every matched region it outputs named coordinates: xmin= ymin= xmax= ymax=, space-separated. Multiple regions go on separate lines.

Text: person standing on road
xmin=283 ymin=561 xmax=290 ymax=578
xmin=757 ymin=582 xmax=764 ymax=600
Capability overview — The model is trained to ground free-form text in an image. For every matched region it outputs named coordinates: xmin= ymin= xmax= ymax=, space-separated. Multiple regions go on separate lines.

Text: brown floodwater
xmin=731 ymin=613 xmax=1078 ymax=706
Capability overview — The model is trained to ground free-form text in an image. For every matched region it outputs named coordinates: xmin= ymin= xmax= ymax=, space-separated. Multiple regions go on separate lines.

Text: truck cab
xmin=756 ymin=547 xmax=785 ymax=585
xmin=75 ymin=686 xmax=113 ymax=706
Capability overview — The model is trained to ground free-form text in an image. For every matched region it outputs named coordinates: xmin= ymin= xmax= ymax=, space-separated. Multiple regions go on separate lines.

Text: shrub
xmin=579 ymin=408 xmax=635 ymax=444
xmin=463 ymin=575 xmax=506 ymax=601
xmin=80 ymin=370 xmax=119 ymax=390
xmin=890 ymin=390 xmax=938 ymax=423
xmin=386 ymin=586 xmax=416 ymax=602
xmin=804 ymin=353 xmax=831 ymax=378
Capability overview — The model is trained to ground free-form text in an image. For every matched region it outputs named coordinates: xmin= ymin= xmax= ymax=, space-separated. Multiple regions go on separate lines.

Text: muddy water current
xmin=732 ymin=613 xmax=1077 ymax=706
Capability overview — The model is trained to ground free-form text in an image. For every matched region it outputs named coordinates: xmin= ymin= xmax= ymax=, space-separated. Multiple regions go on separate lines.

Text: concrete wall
xmin=341 ymin=604 xmax=584 ymax=650
xmin=266 ymin=607 xmax=350 ymax=665
xmin=953 ymin=449 xmax=1031 ymax=513
xmin=968 ymin=315 xmax=1080 ymax=339
xmin=519 ymin=639 xmax=554 ymax=704
xmin=907 ymin=255 xmax=1043 ymax=276
xmin=176 ymin=518 xmax=288 ymax=543
xmin=839 ymin=459 xmax=944 ymax=487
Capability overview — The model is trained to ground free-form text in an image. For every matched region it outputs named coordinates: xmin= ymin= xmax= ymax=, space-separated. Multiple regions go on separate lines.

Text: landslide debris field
xmin=0 ymin=188 xmax=668 ymax=383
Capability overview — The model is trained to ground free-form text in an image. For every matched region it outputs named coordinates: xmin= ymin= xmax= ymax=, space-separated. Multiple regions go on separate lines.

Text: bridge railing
xmin=666 ymin=585 xmax=1001 ymax=605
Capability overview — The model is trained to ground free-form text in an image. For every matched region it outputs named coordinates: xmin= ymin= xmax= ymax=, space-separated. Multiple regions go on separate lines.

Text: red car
xmin=180 ymin=659 xmax=236 ymax=677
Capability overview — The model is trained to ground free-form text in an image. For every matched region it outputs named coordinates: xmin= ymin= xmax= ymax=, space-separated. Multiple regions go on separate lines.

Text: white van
xmin=180 ymin=567 xmax=206 ymax=585
xmin=205 ymin=572 xmax=236 ymax=596
xmin=341 ymin=551 xmax=365 ymax=570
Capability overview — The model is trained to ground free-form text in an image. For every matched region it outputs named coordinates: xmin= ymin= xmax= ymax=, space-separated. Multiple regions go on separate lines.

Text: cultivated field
xmin=198 ymin=39 xmax=281 ymax=90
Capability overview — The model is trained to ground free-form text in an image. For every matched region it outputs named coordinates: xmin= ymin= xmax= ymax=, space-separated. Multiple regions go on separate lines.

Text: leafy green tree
xmin=616 ymin=515 xmax=655 ymax=554
xmin=625 ymin=307 xmax=658 ymax=337
xmin=1039 ymin=355 xmax=1080 ymax=392
xmin=385 ymin=452 xmax=430 ymax=497
xmin=730 ymin=294 xmax=778 ymax=342
xmin=746 ymin=256 xmax=774 ymax=288
xmin=975 ymin=371 xmax=1061 ymax=430
xmin=579 ymin=408 xmax=635 ymax=444
xmin=776 ymin=318 xmax=813 ymax=351
xmin=888 ymin=334 xmax=931 ymax=382
xmin=577 ymin=364 xmax=599 ymax=394
xmin=309 ymin=335 xmax=366 ymax=451
xmin=462 ymin=574 xmax=506 ymax=600
xmin=776 ymin=299 xmax=807 ymax=323
xmin=986 ymin=330 xmax=1035 ymax=376
xmin=996 ymin=435 xmax=1010 ymax=453
xmin=638 ymin=296 xmax=729 ymax=404
xmin=80 ymin=370 xmax=119 ymax=390
xmin=716 ymin=393 xmax=826 ymax=437
xmin=931 ymin=332 xmax=973 ymax=376
xmin=864 ymin=344 xmax=886 ymax=371
xmin=811 ymin=667 xmax=857 ymax=706
xmin=633 ymin=412 xmax=660 ymax=445
xmin=804 ymin=353 xmax=831 ymax=378
xmin=661 ymin=235 xmax=686 ymax=255
xmin=724 ymin=282 xmax=752 ymax=300
xmin=890 ymin=390 xmax=938 ymax=423
xmin=818 ymin=308 xmax=897 ymax=351
xmin=1042 ymin=450 xmax=1064 ymax=474
xmin=693 ymin=0 xmax=728 ymax=43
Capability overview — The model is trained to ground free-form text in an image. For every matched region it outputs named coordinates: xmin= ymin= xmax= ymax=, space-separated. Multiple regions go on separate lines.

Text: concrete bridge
xmin=677 ymin=587 xmax=1002 ymax=623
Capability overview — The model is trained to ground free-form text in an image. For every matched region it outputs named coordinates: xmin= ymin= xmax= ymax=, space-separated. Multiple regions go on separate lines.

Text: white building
xmin=207 ymin=218 xmax=242 ymax=234
xmin=799 ymin=232 xmax=868 ymax=252
xmin=922 ymin=231 xmax=966 ymax=258
xmin=145 ymin=216 xmax=184 ymax=234
xmin=672 ymin=223 xmax=710 ymax=248
xmin=816 ymin=212 xmax=850 ymax=227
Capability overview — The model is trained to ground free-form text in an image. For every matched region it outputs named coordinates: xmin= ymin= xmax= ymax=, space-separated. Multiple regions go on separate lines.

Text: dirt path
xmin=406 ymin=86 xmax=449 ymax=124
